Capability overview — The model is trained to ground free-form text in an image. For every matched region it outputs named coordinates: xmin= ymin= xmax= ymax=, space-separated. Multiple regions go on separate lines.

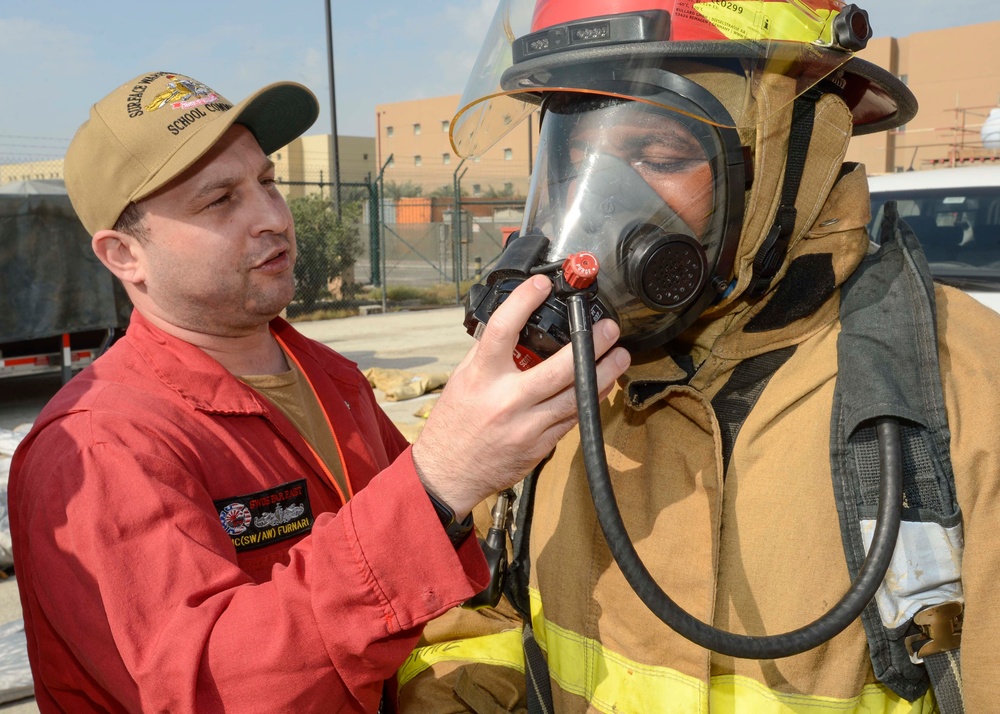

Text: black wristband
xmin=424 ymin=489 xmax=474 ymax=547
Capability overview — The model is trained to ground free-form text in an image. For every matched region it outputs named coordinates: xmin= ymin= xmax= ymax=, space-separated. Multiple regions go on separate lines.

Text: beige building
xmin=375 ymin=94 xmax=536 ymax=198
xmin=847 ymin=21 xmax=1000 ymax=174
xmin=272 ymin=134 xmax=377 ymax=201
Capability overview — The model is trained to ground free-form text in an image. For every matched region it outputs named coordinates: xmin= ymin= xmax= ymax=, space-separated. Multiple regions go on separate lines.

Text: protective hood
xmin=712 ymin=72 xmax=858 ymax=313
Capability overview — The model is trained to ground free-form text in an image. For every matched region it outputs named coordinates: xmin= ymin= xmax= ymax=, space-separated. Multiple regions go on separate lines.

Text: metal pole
xmin=378 ymin=155 xmax=393 ymax=312
xmin=452 ymin=160 xmax=468 ymax=303
xmin=324 ymin=0 xmax=342 ymax=221
xmin=367 ymin=177 xmax=380 ymax=287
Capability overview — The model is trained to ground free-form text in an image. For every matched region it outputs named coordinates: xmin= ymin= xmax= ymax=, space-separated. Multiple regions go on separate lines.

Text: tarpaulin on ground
xmin=0 ymin=429 xmax=36 ymax=704
xmin=0 ymin=620 xmax=32 ymax=704
xmin=0 ymin=425 xmax=30 ymax=569
xmin=0 ymin=180 xmax=131 ymax=343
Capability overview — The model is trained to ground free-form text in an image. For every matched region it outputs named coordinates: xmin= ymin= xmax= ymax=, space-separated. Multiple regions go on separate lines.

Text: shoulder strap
xmin=832 ymin=200 xmax=965 ymax=708
xmin=748 ymin=91 xmax=820 ymax=298
xmin=505 ymin=460 xmax=542 ymax=621
xmin=505 ymin=460 xmax=556 ymax=714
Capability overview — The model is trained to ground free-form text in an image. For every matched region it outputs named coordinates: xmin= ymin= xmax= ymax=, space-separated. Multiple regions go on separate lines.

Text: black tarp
xmin=0 ymin=180 xmax=131 ymax=343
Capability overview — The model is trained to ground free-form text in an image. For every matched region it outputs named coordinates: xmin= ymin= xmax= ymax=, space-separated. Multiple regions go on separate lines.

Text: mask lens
xmin=521 ymin=92 xmax=734 ymax=348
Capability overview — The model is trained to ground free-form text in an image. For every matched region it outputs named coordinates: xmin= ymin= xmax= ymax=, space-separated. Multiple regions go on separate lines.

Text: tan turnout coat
xmin=399 ymin=87 xmax=1000 ymax=713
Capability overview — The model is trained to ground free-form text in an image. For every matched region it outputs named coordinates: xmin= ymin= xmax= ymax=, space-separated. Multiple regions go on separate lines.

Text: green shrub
xmin=289 ymin=196 xmax=362 ymax=311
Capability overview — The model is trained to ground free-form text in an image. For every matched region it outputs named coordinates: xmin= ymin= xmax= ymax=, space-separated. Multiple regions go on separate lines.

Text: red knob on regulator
xmin=562 ymin=251 xmax=600 ymax=290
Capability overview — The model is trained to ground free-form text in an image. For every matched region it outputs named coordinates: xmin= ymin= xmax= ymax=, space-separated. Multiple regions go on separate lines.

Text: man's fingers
xmin=595 ymin=346 xmax=631 ymax=399
xmin=473 ymin=275 xmax=552 ymax=363
xmin=450 ymin=337 xmax=480 ymax=376
xmin=529 ymin=344 xmax=631 ymax=424
xmin=591 ymin=318 xmax=622 ymax=358
xmin=465 ymin=285 xmax=628 ymax=411
xmin=521 ymin=317 xmax=622 ymax=398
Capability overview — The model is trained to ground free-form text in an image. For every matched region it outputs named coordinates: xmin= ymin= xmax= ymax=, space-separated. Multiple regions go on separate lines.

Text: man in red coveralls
xmin=8 ymin=71 xmax=630 ymax=713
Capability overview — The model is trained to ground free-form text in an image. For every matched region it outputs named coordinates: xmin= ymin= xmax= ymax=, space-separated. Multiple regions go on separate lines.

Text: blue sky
xmin=2 ymin=0 xmax=999 ymax=164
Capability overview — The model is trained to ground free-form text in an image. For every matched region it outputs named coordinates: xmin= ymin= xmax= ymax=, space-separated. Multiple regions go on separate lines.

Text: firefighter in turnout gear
xmin=397 ymin=0 xmax=1000 ymax=711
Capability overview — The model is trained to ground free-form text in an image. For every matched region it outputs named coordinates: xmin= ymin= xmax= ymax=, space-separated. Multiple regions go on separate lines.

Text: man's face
xmin=132 ymin=124 xmax=296 ymax=336
xmin=567 ymin=104 xmax=714 ymax=237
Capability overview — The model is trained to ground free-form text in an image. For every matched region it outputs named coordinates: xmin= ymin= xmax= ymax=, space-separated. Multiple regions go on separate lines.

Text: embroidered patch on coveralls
xmin=214 ymin=479 xmax=314 ymax=552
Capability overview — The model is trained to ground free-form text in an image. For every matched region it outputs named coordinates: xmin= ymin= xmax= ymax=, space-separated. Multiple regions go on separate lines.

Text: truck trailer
xmin=0 ymin=179 xmax=131 ymax=383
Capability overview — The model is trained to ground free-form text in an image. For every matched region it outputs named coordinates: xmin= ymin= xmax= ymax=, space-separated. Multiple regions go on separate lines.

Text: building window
xmin=443 ymin=153 xmax=451 ymax=165
xmin=276 ymin=152 xmax=282 ymax=160
xmin=442 ymin=120 xmax=449 ymax=132
xmin=472 ymin=183 xmax=482 ymax=196
xmin=504 ymin=148 xmax=513 ymax=161
xmin=363 ymin=153 xmax=369 ymax=160
xmin=386 ymin=126 xmax=394 ymax=137
xmin=415 ymin=155 xmax=422 ymax=166
xmin=504 ymin=182 xmax=513 ymax=193
xmin=413 ymin=123 xmax=421 ymax=135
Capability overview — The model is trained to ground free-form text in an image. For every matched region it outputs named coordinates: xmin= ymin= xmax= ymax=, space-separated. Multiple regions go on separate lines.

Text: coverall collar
xmin=125 ymin=309 xmax=309 ymax=416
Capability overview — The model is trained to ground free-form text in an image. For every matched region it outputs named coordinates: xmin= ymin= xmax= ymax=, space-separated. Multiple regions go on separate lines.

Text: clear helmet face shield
xmin=522 ymin=87 xmax=744 ymax=349
xmin=450 ymin=0 xmax=869 ymax=158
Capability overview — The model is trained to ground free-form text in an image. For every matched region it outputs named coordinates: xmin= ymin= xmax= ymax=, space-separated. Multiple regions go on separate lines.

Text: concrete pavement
xmin=294 ymin=305 xmax=472 ymax=440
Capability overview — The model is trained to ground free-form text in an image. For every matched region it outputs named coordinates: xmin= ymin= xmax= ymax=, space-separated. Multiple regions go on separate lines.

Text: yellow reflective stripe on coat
xmin=396 ymin=629 xmax=525 ymax=688
xmin=531 ymin=597 xmax=708 ymax=712
xmin=529 ymin=588 xmax=936 ymax=714
xmin=710 ymin=675 xmax=936 ymax=713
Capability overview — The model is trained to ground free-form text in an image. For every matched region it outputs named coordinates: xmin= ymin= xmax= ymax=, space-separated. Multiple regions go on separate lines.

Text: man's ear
xmin=92 ymin=229 xmax=146 ymax=286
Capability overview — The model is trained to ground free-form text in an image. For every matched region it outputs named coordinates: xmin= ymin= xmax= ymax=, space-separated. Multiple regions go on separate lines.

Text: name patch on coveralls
xmin=214 ymin=479 xmax=314 ymax=552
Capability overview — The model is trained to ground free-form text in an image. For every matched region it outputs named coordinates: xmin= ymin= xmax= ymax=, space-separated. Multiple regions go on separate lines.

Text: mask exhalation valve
xmin=622 ymin=226 xmax=708 ymax=311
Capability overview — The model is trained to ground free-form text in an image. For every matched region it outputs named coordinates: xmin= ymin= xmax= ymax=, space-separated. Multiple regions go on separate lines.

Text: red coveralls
xmin=9 ymin=310 xmax=488 ymax=713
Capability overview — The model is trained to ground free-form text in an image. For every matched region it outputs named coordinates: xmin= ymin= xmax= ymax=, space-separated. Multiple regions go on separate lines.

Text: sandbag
xmin=363 ymin=368 xmax=449 ymax=401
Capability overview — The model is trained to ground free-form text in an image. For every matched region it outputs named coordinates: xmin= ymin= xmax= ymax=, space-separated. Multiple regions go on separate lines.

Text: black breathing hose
xmin=566 ymin=292 xmax=904 ymax=659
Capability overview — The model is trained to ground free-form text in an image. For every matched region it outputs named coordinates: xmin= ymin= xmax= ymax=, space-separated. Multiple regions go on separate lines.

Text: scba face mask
xmin=465 ymin=76 xmax=746 ymax=361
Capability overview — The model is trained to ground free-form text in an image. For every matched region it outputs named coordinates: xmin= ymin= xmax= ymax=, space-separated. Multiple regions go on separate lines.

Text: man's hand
xmin=412 ymin=274 xmax=630 ymax=518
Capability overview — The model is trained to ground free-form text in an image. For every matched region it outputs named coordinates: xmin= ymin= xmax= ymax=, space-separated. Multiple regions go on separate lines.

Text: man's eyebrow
xmin=191 ymin=176 xmax=237 ymax=203
xmin=618 ymin=126 xmax=701 ymax=153
xmin=190 ymin=157 xmax=276 ymax=202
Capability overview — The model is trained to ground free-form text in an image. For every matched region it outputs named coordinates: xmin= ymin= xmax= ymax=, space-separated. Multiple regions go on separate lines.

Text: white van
xmin=868 ymin=165 xmax=1000 ymax=313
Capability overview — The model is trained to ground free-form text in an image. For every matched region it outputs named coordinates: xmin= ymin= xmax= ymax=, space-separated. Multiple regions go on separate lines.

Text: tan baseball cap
xmin=64 ymin=71 xmax=319 ymax=234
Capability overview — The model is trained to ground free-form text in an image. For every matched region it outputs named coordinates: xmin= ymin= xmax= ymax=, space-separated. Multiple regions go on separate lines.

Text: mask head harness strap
xmin=748 ymin=87 xmax=822 ymax=299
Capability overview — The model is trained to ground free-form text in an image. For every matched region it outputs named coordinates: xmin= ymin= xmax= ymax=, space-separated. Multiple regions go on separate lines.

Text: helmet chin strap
xmin=747 ymin=88 xmax=822 ymax=299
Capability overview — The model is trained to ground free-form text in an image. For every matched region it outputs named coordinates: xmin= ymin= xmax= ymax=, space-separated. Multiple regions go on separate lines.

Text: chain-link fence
xmin=0 ymin=155 xmax=66 ymax=186
xmin=283 ymin=173 xmax=526 ymax=321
